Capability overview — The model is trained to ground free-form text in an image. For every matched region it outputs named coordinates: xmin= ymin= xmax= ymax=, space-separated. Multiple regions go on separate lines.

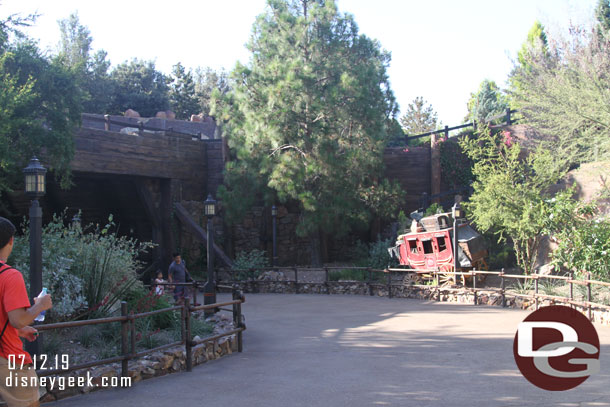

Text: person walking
xmin=0 ymin=217 xmax=52 ymax=407
xmin=168 ymin=253 xmax=191 ymax=305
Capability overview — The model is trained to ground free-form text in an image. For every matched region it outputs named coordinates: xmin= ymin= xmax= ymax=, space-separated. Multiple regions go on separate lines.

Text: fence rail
xmin=35 ymin=287 xmax=245 ymax=378
xmin=406 ymin=108 xmax=518 ymax=142
xmin=84 ymin=114 xmax=211 ymax=140
xmin=221 ymin=266 xmax=609 ymax=321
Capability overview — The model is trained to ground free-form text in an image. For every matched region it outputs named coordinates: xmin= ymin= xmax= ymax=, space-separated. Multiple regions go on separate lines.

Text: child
xmin=154 ymin=271 xmax=165 ymax=296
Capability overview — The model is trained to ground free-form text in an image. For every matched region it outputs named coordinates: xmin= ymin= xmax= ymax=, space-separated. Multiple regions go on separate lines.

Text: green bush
xmin=232 ymin=249 xmax=269 ymax=280
xmin=367 ymin=238 xmax=399 ymax=270
xmin=328 ymin=268 xmax=385 ymax=282
xmin=10 ymin=212 xmax=153 ymax=320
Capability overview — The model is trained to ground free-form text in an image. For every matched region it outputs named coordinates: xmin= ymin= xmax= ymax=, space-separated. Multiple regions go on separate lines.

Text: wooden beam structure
xmin=173 ymin=203 xmax=234 ymax=268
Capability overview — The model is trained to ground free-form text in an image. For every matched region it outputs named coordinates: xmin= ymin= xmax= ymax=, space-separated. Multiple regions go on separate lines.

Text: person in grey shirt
xmin=168 ymin=252 xmax=191 ymax=304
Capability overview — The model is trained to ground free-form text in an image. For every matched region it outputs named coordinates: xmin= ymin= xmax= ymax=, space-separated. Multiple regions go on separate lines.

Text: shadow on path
xmin=48 ymin=294 xmax=610 ymax=407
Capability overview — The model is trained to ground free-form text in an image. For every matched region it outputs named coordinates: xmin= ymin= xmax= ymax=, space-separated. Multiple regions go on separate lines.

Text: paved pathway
xmin=49 ymin=294 xmax=610 ymax=407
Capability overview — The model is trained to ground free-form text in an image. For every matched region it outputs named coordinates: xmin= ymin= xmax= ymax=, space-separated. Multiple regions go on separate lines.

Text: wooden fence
xmin=406 ymin=108 xmax=518 ymax=143
xmin=222 ymin=266 xmax=609 ymax=321
xmin=35 ymin=287 xmax=245 ymax=378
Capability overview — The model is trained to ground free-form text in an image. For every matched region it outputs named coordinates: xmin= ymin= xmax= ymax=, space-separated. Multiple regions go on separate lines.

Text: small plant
xmin=367 ymin=238 xmax=399 ymax=270
xmin=511 ymin=278 xmax=534 ymax=295
xmin=424 ymin=203 xmax=443 ymax=216
xmin=328 ymin=269 xmax=368 ymax=281
xmin=232 ymin=249 xmax=269 ymax=280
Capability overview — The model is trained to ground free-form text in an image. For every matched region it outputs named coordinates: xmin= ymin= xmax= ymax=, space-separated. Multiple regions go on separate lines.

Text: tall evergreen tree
xmin=55 ymin=13 xmax=113 ymax=113
xmin=169 ymin=63 xmax=199 ymax=119
xmin=466 ymin=79 xmax=509 ymax=124
xmin=214 ymin=0 xmax=402 ymax=265
xmin=399 ymin=96 xmax=438 ymax=136
xmin=194 ymin=67 xmax=230 ymax=116
xmin=108 ymin=59 xmax=169 ymax=117
xmin=1 ymin=18 xmax=82 ymax=201
xmin=596 ymin=0 xmax=610 ymax=34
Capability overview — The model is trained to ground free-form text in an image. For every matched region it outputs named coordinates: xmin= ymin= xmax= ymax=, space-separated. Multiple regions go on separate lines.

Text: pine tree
xmin=169 ymin=62 xmax=199 ymax=119
xmin=214 ymin=0 xmax=402 ymax=265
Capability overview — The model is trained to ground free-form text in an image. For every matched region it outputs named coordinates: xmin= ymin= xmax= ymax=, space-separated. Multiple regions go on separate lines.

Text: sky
xmin=0 ymin=0 xmax=598 ymax=126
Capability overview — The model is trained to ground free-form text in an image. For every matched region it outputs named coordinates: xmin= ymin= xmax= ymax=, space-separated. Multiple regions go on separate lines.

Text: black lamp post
xmin=452 ymin=202 xmax=463 ymax=284
xmin=203 ymin=194 xmax=216 ymax=316
xmin=271 ymin=205 xmax=277 ymax=267
xmin=23 ymin=156 xmax=46 ymax=357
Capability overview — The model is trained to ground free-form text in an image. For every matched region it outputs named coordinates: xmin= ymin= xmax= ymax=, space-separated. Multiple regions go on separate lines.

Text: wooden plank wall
xmin=73 ymin=127 xmax=207 ymax=201
xmin=383 ymin=146 xmax=431 ymax=214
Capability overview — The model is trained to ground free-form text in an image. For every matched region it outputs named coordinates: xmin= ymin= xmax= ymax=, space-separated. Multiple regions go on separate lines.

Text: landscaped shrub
xmin=232 ymin=249 xmax=269 ymax=280
xmin=10 ymin=212 xmax=153 ymax=320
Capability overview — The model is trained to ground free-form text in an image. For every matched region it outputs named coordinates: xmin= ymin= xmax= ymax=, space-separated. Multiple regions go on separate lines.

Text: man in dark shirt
xmin=168 ymin=253 xmax=190 ymax=304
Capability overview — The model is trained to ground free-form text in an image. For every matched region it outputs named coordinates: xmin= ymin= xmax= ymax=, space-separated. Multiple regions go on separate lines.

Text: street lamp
xmin=271 ymin=205 xmax=277 ymax=267
xmin=452 ymin=202 xmax=463 ymax=284
xmin=203 ymin=194 xmax=216 ymax=316
xmin=23 ymin=156 xmax=46 ymax=357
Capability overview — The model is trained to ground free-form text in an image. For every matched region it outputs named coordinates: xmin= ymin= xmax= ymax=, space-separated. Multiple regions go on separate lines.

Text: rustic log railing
xmin=35 ymin=287 xmax=245 ymax=378
xmin=83 ymin=114 xmax=211 ymax=140
xmin=406 ymin=108 xmax=519 ymax=142
xmin=222 ymin=266 xmax=610 ymax=321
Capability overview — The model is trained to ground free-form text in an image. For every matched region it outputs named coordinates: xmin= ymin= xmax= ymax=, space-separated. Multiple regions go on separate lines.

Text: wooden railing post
xmin=387 ymin=270 xmax=392 ymax=299
xmin=120 ymin=301 xmax=129 ymax=380
xmin=587 ymin=272 xmax=592 ymax=321
xmin=185 ymin=298 xmax=192 ymax=372
xmin=568 ymin=271 xmax=574 ymax=308
xmin=534 ymin=276 xmax=539 ymax=310
xmin=500 ymin=268 xmax=506 ymax=308
xmin=104 ymin=114 xmax=110 ymax=131
xmin=138 ymin=121 xmax=144 ymax=136
xmin=325 ymin=267 xmax=329 ymax=295
xmin=294 ymin=267 xmax=298 ymax=294
xmin=368 ymin=267 xmax=373 ymax=296
xmin=232 ymin=288 xmax=244 ymax=352
xmin=472 ymin=271 xmax=477 ymax=306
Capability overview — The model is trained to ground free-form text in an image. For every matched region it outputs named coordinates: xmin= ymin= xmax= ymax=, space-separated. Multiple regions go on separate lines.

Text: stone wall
xmin=231 ymin=279 xmax=610 ymax=326
xmin=41 ymin=334 xmax=239 ymax=403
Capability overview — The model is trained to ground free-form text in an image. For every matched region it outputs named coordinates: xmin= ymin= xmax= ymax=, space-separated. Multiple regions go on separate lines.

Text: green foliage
xmin=424 ymin=203 xmax=443 ymax=217
xmin=460 ymin=127 xmax=570 ymax=274
xmin=0 ymin=35 xmax=82 ymax=199
xmin=10 ymin=212 xmax=153 ymax=320
xmin=55 ymin=13 xmax=113 ymax=114
xmin=400 ymin=96 xmax=439 ymax=146
xmin=328 ymin=268 xmax=368 ymax=281
xmin=396 ymin=210 xmax=409 ymax=234
xmin=108 ymin=59 xmax=170 ymax=117
xmin=346 ymin=238 xmax=398 ymax=270
xmin=509 ymin=22 xmax=610 ymax=167
xmin=596 ymin=0 xmax=610 ymax=35
xmin=367 ymin=238 xmax=398 ymax=270
xmin=169 ymin=62 xmax=200 ymax=119
xmin=440 ymin=138 xmax=473 ymax=189
xmin=466 ymin=79 xmax=509 ymax=124
xmin=194 ymin=67 xmax=230 ymax=116
xmin=551 ymin=212 xmax=610 ymax=281
xmin=214 ymin=0 xmax=403 ymax=262
xmin=232 ymin=249 xmax=269 ymax=280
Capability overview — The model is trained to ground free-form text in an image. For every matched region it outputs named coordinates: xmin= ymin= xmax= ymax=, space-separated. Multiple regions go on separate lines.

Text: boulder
xmin=155 ymin=111 xmax=167 ymax=119
xmin=124 ymin=109 xmax=140 ymax=118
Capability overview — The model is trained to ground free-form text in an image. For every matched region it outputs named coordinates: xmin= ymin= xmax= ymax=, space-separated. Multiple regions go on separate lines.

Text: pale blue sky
xmin=1 ymin=0 xmax=598 ymax=126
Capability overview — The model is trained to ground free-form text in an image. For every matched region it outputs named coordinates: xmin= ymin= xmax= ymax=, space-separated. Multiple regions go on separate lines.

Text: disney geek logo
xmin=513 ymin=306 xmax=600 ymax=391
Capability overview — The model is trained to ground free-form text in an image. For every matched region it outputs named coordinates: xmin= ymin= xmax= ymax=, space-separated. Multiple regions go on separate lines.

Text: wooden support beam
xmin=173 ymin=202 xmax=234 ymax=268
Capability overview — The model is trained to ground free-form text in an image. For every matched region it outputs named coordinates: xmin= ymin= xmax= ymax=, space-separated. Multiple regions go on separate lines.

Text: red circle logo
xmin=513 ymin=306 xmax=600 ymax=391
